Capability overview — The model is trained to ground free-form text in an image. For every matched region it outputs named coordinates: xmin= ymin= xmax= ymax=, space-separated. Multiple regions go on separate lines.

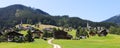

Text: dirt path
xmin=48 ymin=38 xmax=61 ymax=48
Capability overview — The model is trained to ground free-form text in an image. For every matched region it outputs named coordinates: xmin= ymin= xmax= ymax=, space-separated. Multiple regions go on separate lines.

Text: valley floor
xmin=1 ymin=24 xmax=120 ymax=48
xmin=48 ymin=38 xmax=61 ymax=48
xmin=0 ymin=39 xmax=52 ymax=48
xmin=53 ymin=34 xmax=120 ymax=48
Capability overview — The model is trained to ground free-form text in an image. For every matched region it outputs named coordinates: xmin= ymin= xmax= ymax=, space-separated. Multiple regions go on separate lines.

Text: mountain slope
xmin=0 ymin=4 xmax=50 ymax=28
xmin=103 ymin=15 xmax=120 ymax=24
xmin=0 ymin=4 xmax=49 ymax=18
xmin=0 ymin=4 xmax=117 ymax=29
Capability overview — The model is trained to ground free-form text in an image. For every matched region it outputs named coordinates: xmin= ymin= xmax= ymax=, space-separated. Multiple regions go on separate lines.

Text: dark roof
xmin=31 ymin=29 xmax=43 ymax=33
xmin=54 ymin=30 xmax=67 ymax=35
xmin=0 ymin=32 xmax=2 ymax=35
xmin=6 ymin=31 xmax=23 ymax=36
xmin=43 ymin=28 xmax=53 ymax=32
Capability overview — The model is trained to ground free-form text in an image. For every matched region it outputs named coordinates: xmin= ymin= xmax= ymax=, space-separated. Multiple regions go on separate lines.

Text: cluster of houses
xmin=0 ymin=22 xmax=109 ymax=42
xmin=87 ymin=24 xmax=109 ymax=37
xmin=76 ymin=23 xmax=109 ymax=39
xmin=0 ymin=23 xmax=73 ymax=42
xmin=88 ymin=27 xmax=108 ymax=36
xmin=0 ymin=24 xmax=43 ymax=42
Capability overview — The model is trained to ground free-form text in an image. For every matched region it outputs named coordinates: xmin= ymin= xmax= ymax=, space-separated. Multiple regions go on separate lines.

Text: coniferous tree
xmin=25 ymin=30 xmax=34 ymax=42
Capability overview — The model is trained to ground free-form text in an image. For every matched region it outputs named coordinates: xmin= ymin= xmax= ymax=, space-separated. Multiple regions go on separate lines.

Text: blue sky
xmin=1 ymin=0 xmax=120 ymax=22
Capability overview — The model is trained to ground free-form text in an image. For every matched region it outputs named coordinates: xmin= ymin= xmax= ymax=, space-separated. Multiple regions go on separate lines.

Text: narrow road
xmin=48 ymin=38 xmax=61 ymax=48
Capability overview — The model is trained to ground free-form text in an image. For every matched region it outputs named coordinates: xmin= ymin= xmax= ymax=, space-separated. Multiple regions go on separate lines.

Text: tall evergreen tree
xmin=25 ymin=30 xmax=34 ymax=42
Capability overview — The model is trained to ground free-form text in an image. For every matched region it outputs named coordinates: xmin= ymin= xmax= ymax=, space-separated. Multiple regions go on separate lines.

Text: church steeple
xmin=87 ymin=23 xmax=89 ymax=28
xmin=87 ymin=22 xmax=91 ymax=30
xmin=20 ymin=19 xmax=23 ymax=26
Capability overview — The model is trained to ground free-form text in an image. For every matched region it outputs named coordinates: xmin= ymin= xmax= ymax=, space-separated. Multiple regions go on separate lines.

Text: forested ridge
xmin=0 ymin=4 xmax=117 ymax=29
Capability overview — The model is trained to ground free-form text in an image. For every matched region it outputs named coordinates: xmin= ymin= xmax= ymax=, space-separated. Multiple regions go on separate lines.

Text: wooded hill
xmin=103 ymin=15 xmax=120 ymax=25
xmin=0 ymin=4 xmax=117 ymax=30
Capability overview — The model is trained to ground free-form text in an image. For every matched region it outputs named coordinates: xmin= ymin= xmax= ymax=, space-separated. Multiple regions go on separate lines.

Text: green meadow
xmin=0 ymin=39 xmax=52 ymax=48
xmin=53 ymin=34 xmax=120 ymax=48
xmin=68 ymin=30 xmax=76 ymax=38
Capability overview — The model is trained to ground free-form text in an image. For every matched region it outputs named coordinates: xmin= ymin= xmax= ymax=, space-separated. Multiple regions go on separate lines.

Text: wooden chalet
xmin=6 ymin=31 xmax=24 ymax=42
xmin=54 ymin=30 xmax=72 ymax=39
xmin=31 ymin=29 xmax=43 ymax=38
xmin=98 ymin=29 xmax=108 ymax=36
xmin=89 ymin=31 xmax=96 ymax=36
xmin=0 ymin=32 xmax=3 ymax=36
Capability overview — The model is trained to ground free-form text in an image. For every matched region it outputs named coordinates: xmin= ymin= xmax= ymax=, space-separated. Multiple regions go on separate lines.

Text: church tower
xmin=87 ymin=23 xmax=91 ymax=30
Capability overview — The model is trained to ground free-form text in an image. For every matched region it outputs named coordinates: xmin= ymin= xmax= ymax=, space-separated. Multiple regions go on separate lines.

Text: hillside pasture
xmin=16 ymin=24 xmax=59 ymax=30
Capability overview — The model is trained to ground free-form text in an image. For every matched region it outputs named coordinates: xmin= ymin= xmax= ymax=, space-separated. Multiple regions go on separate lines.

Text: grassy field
xmin=15 ymin=24 xmax=120 ymax=48
xmin=53 ymin=34 xmax=120 ymax=48
xmin=68 ymin=29 xmax=76 ymax=38
xmin=0 ymin=39 xmax=52 ymax=48
xmin=20 ymin=30 xmax=28 ymax=36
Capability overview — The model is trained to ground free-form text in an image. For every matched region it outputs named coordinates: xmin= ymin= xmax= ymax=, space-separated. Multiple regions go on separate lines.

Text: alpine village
xmin=0 ymin=4 xmax=120 ymax=48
